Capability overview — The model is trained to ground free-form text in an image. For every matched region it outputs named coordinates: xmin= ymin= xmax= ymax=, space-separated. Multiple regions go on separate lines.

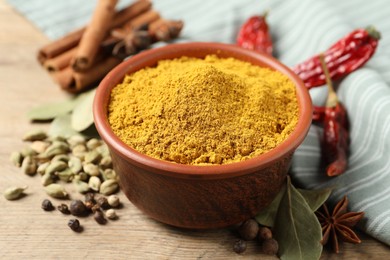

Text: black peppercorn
xmin=84 ymin=192 xmax=95 ymax=210
xmin=69 ymin=200 xmax=88 ymax=216
xmin=85 ymin=192 xmax=95 ymax=201
xmin=238 ymin=219 xmax=259 ymax=240
xmin=41 ymin=199 xmax=54 ymax=211
xmin=233 ymin=239 xmax=247 ymax=254
xmin=93 ymin=210 xmax=107 ymax=225
xmin=96 ymin=196 xmax=110 ymax=210
xmin=84 ymin=201 xmax=94 ymax=211
xmin=91 ymin=204 xmax=101 ymax=213
xmin=262 ymin=238 xmax=279 ymax=255
xmin=84 ymin=192 xmax=96 ymax=204
xmin=57 ymin=204 xmax=70 ymax=214
xmin=68 ymin=219 xmax=81 ymax=232
xmin=258 ymin=226 xmax=273 ymax=242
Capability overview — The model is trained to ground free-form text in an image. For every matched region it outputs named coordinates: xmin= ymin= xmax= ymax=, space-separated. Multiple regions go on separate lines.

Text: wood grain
xmin=0 ymin=0 xmax=389 ymax=259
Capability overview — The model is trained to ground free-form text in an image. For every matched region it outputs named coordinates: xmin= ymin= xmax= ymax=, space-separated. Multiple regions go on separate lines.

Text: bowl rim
xmin=93 ymin=42 xmax=312 ymax=179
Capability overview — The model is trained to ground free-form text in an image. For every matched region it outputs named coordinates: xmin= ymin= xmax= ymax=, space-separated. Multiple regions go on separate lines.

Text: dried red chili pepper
xmin=236 ymin=11 xmax=273 ymax=55
xmin=323 ymin=103 xmax=349 ymax=176
xmin=293 ymin=26 xmax=380 ymax=89
xmin=312 ymin=106 xmax=326 ymax=122
xmin=318 ymin=54 xmax=349 ymax=177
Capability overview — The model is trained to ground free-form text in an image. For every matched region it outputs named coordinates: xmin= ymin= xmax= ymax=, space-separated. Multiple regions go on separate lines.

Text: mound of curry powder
xmin=108 ymin=55 xmax=298 ymax=165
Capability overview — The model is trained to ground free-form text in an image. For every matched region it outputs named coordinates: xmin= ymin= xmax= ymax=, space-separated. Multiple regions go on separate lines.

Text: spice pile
xmin=38 ymin=0 xmax=183 ymax=93
xmin=108 ymin=55 xmax=299 ymax=165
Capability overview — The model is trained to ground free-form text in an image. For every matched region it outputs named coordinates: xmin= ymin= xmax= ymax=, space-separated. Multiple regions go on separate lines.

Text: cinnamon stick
xmin=38 ymin=0 xmax=152 ymax=64
xmin=124 ymin=9 xmax=160 ymax=30
xmin=53 ymin=57 xmax=121 ymax=93
xmin=110 ymin=0 xmax=151 ymax=28
xmin=43 ymin=47 xmax=77 ymax=72
xmin=72 ymin=0 xmax=118 ymax=71
xmin=37 ymin=28 xmax=83 ymax=64
xmin=73 ymin=57 xmax=121 ymax=90
xmin=149 ymin=19 xmax=184 ymax=41
xmin=52 ymin=67 xmax=74 ymax=91
xmin=44 ymin=47 xmax=107 ymax=73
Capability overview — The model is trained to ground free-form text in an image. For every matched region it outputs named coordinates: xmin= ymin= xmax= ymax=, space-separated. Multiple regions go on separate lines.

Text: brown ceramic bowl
xmin=93 ymin=42 xmax=312 ymax=229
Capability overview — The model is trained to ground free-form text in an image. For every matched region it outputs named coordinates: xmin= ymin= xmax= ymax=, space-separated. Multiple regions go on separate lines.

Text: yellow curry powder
xmin=108 ymin=55 xmax=299 ymax=165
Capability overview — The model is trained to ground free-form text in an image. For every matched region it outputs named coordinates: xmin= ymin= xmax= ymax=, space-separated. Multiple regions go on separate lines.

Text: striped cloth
xmin=8 ymin=0 xmax=390 ymax=246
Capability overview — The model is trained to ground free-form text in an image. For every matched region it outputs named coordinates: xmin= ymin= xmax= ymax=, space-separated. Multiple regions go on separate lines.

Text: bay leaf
xmin=71 ymin=88 xmax=96 ymax=132
xmin=49 ymin=113 xmax=79 ymax=138
xmin=274 ymin=177 xmax=322 ymax=260
xmin=255 ymin=184 xmax=286 ymax=227
xmin=80 ymin=123 xmax=100 ymax=138
xmin=298 ymin=188 xmax=332 ymax=212
xmin=27 ymin=97 xmax=78 ymax=121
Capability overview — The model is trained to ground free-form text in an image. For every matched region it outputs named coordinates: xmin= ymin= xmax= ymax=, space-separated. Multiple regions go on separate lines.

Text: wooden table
xmin=0 ymin=1 xmax=389 ymax=259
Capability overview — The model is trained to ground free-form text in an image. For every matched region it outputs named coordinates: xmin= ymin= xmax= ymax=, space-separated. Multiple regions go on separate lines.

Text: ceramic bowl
xmin=93 ymin=42 xmax=312 ymax=229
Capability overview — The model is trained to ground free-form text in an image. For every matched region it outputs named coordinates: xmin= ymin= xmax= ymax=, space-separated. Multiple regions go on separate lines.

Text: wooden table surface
xmin=0 ymin=1 xmax=389 ymax=259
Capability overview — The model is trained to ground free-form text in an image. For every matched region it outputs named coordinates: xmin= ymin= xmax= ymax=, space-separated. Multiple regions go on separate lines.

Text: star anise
xmin=109 ymin=26 xmax=152 ymax=60
xmin=315 ymin=196 xmax=364 ymax=253
xmin=100 ymin=20 xmax=183 ymax=60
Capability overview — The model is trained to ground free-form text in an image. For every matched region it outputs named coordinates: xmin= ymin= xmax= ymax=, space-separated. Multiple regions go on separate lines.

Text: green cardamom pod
xmin=51 ymin=154 xmax=70 ymax=163
xmin=99 ymin=156 xmax=112 ymax=169
xmin=41 ymin=148 xmax=65 ymax=159
xmin=22 ymin=129 xmax=47 ymax=141
xmin=83 ymin=163 xmax=100 ymax=176
xmin=48 ymin=136 xmax=67 ymax=142
xmin=44 ymin=184 xmax=68 ymax=199
xmin=44 ymin=141 xmax=69 ymax=158
xmin=10 ymin=151 xmax=23 ymax=167
xmin=84 ymin=150 xmax=102 ymax=164
xmin=3 ymin=186 xmax=28 ymax=200
xmin=56 ymin=168 xmax=74 ymax=182
xmin=21 ymin=156 xmax=37 ymax=176
xmin=96 ymin=144 xmax=110 ymax=157
xmin=71 ymin=144 xmax=87 ymax=159
xmin=67 ymin=135 xmax=86 ymax=148
xmin=36 ymin=152 xmax=51 ymax=162
xmin=68 ymin=156 xmax=82 ymax=174
xmin=30 ymin=141 xmax=50 ymax=154
xmin=86 ymin=138 xmax=102 ymax=150
xmin=73 ymin=179 xmax=90 ymax=194
xmin=72 ymin=144 xmax=87 ymax=154
xmin=37 ymin=161 xmax=50 ymax=175
xmin=77 ymin=171 xmax=89 ymax=181
xmin=102 ymin=168 xmax=117 ymax=181
xmin=41 ymin=172 xmax=55 ymax=186
xmin=20 ymin=147 xmax=38 ymax=157
xmin=88 ymin=176 xmax=101 ymax=191
xmin=45 ymin=160 xmax=68 ymax=175
xmin=99 ymin=179 xmax=119 ymax=195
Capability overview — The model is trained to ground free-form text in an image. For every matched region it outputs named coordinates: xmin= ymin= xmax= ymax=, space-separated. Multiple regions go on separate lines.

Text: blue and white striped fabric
xmin=8 ymin=0 xmax=390 ymax=245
